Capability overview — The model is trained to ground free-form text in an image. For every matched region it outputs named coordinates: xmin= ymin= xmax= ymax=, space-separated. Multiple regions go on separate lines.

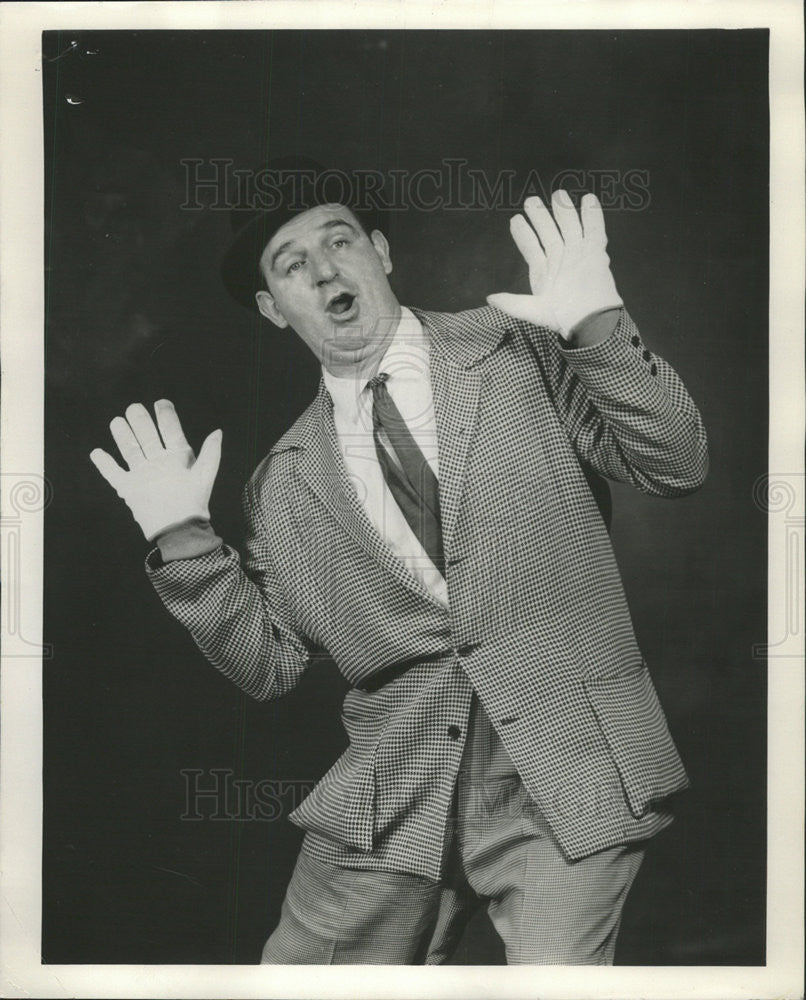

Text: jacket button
xmin=447 ymin=725 xmax=462 ymax=740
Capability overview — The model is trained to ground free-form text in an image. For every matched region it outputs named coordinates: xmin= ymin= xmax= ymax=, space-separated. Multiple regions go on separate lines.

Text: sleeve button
xmin=643 ymin=349 xmax=652 ymax=362
xmin=650 ymin=363 xmax=658 ymax=376
xmin=631 ymin=335 xmax=640 ymax=347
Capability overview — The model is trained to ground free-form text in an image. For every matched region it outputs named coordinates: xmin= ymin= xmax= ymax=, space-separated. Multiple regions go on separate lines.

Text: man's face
xmin=255 ymin=204 xmax=401 ymax=376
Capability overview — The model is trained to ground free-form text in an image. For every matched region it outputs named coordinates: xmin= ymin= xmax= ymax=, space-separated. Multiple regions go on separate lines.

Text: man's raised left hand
xmin=487 ymin=190 xmax=623 ymax=341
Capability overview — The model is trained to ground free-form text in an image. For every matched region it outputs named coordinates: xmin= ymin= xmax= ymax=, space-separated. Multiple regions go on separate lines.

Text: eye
xmin=332 ymin=235 xmax=351 ymax=249
xmin=287 ymin=260 xmax=305 ymax=274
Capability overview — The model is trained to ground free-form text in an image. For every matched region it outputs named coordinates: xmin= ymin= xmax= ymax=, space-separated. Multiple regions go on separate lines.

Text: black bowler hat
xmin=220 ymin=155 xmax=392 ymax=309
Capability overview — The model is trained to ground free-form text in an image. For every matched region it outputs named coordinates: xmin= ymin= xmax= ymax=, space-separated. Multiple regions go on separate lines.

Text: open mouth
xmin=326 ymin=292 xmax=356 ymax=316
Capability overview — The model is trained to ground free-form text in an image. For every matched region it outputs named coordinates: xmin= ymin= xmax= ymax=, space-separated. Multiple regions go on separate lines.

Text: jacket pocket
xmin=583 ymin=659 xmax=689 ymax=818
xmin=287 ymin=743 xmax=378 ymax=852
xmin=287 ymin=685 xmax=393 ymax=851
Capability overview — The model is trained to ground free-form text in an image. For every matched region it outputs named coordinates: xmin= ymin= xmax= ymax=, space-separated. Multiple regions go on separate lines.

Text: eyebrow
xmin=269 ymin=218 xmax=359 ymax=272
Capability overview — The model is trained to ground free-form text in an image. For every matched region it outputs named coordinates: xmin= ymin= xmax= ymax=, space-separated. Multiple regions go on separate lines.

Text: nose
xmin=311 ymin=252 xmax=337 ymax=286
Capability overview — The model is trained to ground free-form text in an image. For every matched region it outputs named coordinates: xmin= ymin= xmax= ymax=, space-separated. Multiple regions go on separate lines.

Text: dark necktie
xmin=368 ymin=373 xmax=445 ymax=576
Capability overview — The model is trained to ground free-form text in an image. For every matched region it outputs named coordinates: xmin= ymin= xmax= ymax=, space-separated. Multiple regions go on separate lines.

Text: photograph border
xmin=1 ymin=1 xmax=803 ymax=997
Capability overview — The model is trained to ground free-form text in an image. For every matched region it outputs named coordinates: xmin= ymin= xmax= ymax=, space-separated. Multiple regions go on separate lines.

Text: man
xmin=90 ymin=160 xmax=708 ymax=965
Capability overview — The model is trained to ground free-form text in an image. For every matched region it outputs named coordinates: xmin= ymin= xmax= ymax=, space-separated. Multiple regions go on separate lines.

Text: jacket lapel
xmin=290 ymin=381 xmax=445 ymax=608
xmin=428 ymin=345 xmax=481 ymax=549
xmin=413 ymin=307 xmax=507 ymax=549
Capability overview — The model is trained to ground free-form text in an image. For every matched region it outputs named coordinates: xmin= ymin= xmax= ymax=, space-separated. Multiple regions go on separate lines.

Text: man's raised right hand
xmin=90 ymin=400 xmax=222 ymax=542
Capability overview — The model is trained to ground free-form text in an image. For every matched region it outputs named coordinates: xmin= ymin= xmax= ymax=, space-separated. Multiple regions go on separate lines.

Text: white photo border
xmin=1 ymin=1 xmax=803 ymax=997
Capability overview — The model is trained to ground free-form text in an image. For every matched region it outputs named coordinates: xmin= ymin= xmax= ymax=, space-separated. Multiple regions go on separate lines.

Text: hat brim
xmin=220 ymin=210 xmax=287 ymax=310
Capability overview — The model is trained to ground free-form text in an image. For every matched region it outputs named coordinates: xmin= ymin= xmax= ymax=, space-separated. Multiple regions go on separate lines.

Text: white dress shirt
xmin=322 ymin=306 xmax=449 ymax=607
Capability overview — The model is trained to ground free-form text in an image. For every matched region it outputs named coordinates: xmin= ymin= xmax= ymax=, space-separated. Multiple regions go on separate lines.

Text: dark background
xmin=42 ymin=29 xmax=768 ymax=964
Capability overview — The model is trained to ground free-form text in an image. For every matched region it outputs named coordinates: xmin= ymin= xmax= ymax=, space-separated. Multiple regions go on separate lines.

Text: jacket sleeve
xmin=144 ymin=471 xmax=313 ymax=701
xmin=517 ymin=307 xmax=709 ymax=497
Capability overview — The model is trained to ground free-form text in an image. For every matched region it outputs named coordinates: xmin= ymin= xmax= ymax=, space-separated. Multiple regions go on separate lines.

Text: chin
xmin=319 ymin=340 xmax=370 ymax=369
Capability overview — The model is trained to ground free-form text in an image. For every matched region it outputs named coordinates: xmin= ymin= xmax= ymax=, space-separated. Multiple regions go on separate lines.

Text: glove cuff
xmin=154 ymin=517 xmax=222 ymax=562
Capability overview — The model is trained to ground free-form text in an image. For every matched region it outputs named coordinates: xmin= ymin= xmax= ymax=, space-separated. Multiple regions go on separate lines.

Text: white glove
xmin=90 ymin=400 xmax=222 ymax=541
xmin=487 ymin=189 xmax=623 ymax=339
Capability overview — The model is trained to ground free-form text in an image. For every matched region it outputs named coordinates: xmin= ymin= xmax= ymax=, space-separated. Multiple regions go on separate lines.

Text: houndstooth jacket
xmin=147 ymin=305 xmax=708 ymax=878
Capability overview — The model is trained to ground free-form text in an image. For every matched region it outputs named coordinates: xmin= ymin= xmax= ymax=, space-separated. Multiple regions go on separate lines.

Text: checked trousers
xmin=261 ymin=694 xmax=646 ymax=965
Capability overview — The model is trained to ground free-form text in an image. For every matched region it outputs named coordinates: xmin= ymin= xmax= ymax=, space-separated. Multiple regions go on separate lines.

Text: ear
xmin=255 ymin=289 xmax=289 ymax=328
xmin=369 ymin=229 xmax=393 ymax=275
